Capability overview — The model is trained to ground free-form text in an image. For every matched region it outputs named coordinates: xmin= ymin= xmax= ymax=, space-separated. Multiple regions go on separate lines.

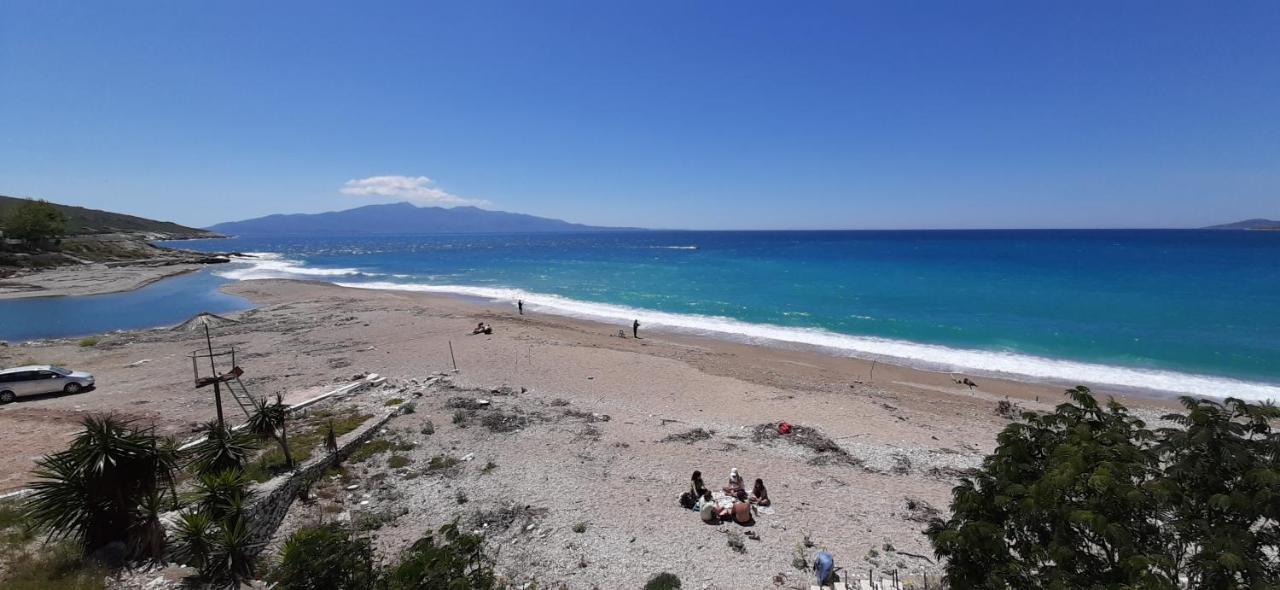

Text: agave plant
xmin=209 ymin=516 xmax=262 ymax=586
xmin=246 ymin=393 xmax=294 ymax=467
xmin=172 ymin=510 xmax=217 ymax=573
xmin=190 ymin=469 xmax=254 ymax=522
xmin=186 ymin=420 xmax=258 ymax=477
xmin=25 ymin=415 xmax=179 ymax=562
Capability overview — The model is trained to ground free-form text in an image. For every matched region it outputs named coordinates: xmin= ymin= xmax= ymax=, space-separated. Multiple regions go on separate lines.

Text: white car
xmin=0 ymin=365 xmax=96 ymax=403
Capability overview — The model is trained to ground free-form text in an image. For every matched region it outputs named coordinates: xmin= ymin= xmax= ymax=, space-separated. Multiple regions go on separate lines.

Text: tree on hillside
xmin=926 ymin=386 xmax=1280 ymax=589
xmin=1 ymin=198 xmax=67 ymax=243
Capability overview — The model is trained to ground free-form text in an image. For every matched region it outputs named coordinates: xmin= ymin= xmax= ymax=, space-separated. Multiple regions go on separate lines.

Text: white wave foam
xmin=329 ymin=281 xmax=1280 ymax=401
xmin=653 ymin=245 xmax=698 ymax=250
xmin=216 ymin=252 xmax=369 ymax=281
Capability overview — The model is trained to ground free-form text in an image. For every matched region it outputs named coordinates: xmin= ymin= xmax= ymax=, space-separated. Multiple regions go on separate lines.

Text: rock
xmin=345 ymin=484 xmax=360 ymax=490
xmin=462 ymin=453 xmax=475 ymax=462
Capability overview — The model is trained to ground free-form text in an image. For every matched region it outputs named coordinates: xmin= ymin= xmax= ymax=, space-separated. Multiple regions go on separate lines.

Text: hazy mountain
xmin=208 ymin=202 xmax=638 ymax=236
xmin=1204 ymin=218 xmax=1280 ymax=230
xmin=0 ymin=195 xmax=218 ymax=239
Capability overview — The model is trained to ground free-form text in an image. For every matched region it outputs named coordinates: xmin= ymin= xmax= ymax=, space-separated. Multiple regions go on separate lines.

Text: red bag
xmin=778 ymin=422 xmax=793 ymax=435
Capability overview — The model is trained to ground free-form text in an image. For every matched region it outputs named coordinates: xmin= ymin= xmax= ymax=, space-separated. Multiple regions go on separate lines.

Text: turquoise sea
xmin=3 ymin=230 xmax=1278 ymax=400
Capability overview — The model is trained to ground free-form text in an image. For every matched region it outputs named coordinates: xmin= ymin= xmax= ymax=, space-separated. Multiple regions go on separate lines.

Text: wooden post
xmin=448 ymin=340 xmax=457 ymax=371
xmin=869 ymin=359 xmax=877 ymax=382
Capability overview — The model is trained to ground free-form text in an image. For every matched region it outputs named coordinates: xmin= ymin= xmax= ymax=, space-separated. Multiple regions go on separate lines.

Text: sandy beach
xmin=0 ymin=277 xmax=1188 ymax=586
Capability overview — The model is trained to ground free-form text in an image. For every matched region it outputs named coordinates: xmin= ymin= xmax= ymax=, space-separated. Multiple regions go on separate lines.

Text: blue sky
xmin=1 ymin=1 xmax=1277 ymax=230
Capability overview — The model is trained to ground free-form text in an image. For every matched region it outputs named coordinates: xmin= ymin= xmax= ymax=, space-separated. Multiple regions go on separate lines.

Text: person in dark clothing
xmin=633 ymin=319 xmax=640 ymax=338
xmin=690 ymin=471 xmax=708 ymax=497
xmin=750 ymin=478 xmax=770 ymax=506
xmin=518 ymin=299 xmax=524 ymax=315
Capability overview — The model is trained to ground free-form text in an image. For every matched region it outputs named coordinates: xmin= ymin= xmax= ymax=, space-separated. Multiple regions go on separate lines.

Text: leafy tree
xmin=1152 ymin=397 xmax=1280 ymax=588
xmin=246 ymin=393 xmax=294 ymax=467
xmin=272 ymin=523 xmax=380 ymax=590
xmin=927 ymin=387 xmax=1280 ymax=589
xmin=382 ymin=520 xmax=495 ymax=590
xmin=927 ymin=387 xmax=1170 ymax=588
xmin=1 ymin=199 xmax=66 ymax=243
xmin=186 ymin=420 xmax=258 ymax=477
xmin=24 ymin=415 xmax=178 ymax=563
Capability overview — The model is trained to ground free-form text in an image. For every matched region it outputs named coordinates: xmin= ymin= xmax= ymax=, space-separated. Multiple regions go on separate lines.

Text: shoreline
xmin=0 ymin=263 xmax=207 ymax=300
xmin=0 ymin=278 xmax=1189 ymax=584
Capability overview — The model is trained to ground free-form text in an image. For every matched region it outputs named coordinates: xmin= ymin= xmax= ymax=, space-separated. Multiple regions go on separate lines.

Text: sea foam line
xmin=333 ymin=281 xmax=1280 ymax=402
xmin=216 ymin=254 xmax=1280 ymax=401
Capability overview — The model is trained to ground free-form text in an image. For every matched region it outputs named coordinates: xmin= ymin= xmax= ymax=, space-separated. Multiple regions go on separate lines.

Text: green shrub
xmin=272 ymin=523 xmax=378 ymax=590
xmin=572 ymin=521 xmax=587 ymax=533
xmin=387 ymin=455 xmax=411 ymax=469
xmin=420 ymin=421 xmax=435 ymax=436
xmin=0 ymin=540 xmax=107 ymax=590
xmin=384 ymin=398 xmax=404 ymax=406
xmin=452 ymin=410 xmax=467 ymax=427
xmin=76 ymin=337 xmax=98 ymax=348
xmin=382 ymin=521 xmax=495 ymax=590
xmin=644 ymin=572 xmax=682 ymax=590
xmin=426 ymin=455 xmax=459 ymax=471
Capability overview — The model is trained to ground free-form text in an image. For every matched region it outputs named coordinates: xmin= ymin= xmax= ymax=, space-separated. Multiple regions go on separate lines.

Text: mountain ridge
xmin=0 ymin=195 xmax=219 ymax=239
xmin=208 ymin=202 xmax=641 ymax=236
xmin=1204 ymin=218 xmax=1280 ymax=230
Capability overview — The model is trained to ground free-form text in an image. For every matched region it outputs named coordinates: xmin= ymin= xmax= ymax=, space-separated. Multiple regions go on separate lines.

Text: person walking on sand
xmin=518 ymin=299 xmax=524 ymax=315
xmin=632 ymin=319 xmax=640 ymax=339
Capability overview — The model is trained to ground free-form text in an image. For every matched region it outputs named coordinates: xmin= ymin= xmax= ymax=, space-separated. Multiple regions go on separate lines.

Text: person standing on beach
xmin=518 ymin=299 xmax=524 ymax=315
xmin=633 ymin=319 xmax=640 ymax=338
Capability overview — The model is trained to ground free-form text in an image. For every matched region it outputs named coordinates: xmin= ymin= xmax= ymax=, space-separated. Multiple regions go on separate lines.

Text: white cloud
xmin=339 ymin=175 xmax=488 ymax=207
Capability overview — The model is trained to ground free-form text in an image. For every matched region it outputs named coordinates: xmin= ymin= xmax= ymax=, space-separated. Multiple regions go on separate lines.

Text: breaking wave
xmin=327 ymin=280 xmax=1280 ymax=402
xmin=214 ymin=253 xmax=371 ymax=280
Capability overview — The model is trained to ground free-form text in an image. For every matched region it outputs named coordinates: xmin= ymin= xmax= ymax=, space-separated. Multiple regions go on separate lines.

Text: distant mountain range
xmin=208 ymin=202 xmax=639 ymax=236
xmin=0 ymin=195 xmax=217 ymax=239
xmin=1204 ymin=218 xmax=1280 ymax=230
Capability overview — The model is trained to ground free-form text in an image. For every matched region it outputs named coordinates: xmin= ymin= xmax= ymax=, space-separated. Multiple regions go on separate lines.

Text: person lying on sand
xmin=471 ymin=322 xmax=493 ymax=335
xmin=750 ymin=478 xmax=770 ymax=507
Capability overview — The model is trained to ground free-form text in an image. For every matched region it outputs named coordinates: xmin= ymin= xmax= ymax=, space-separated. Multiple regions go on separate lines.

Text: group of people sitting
xmin=679 ymin=468 xmax=770 ymax=526
xmin=471 ymin=322 xmax=494 ymax=335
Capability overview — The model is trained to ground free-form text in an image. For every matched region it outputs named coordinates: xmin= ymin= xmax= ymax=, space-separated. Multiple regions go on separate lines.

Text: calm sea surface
xmin=5 ymin=230 xmax=1278 ymax=400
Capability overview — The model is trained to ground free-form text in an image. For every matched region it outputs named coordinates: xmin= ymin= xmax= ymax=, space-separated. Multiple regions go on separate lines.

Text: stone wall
xmin=239 ymin=409 xmax=398 ymax=556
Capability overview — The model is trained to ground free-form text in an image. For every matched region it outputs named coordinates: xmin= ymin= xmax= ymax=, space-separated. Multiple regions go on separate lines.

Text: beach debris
xmin=902 ymin=497 xmax=940 ymax=523
xmin=124 ymin=358 xmax=153 ymax=368
xmin=995 ymin=399 xmax=1022 ymax=419
xmin=173 ymin=311 xmax=240 ymax=332
xmin=752 ymin=422 xmax=864 ymax=468
xmin=661 ymin=427 xmax=715 ymax=444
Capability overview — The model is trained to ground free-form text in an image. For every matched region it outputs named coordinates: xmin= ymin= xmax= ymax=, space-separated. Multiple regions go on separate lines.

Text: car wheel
xmin=64 ymin=383 xmax=82 ymax=394
xmin=0 ymin=390 xmax=14 ymax=404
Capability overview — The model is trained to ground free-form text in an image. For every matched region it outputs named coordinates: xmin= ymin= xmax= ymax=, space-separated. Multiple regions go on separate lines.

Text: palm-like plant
xmin=25 ymin=415 xmax=179 ymax=562
xmin=246 ymin=393 xmax=294 ymax=467
xmin=172 ymin=510 xmax=217 ymax=573
xmin=186 ymin=420 xmax=258 ymax=477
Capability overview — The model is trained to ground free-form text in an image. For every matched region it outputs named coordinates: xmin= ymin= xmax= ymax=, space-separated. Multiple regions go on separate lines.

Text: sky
xmin=1 ymin=1 xmax=1278 ymax=230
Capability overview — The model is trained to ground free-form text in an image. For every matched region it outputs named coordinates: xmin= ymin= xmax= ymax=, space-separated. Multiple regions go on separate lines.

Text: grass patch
xmin=481 ymin=411 xmax=525 ymax=433
xmin=426 ymin=455 xmax=459 ymax=472
xmin=244 ymin=410 xmax=375 ymax=482
xmin=645 ymin=572 xmax=682 ymax=590
xmin=384 ymin=398 xmax=404 ymax=406
xmin=452 ymin=409 xmax=468 ymax=427
xmin=76 ymin=337 xmax=99 ymax=348
xmin=387 ymin=455 xmax=412 ymax=469
xmin=455 ymin=491 xmax=469 ymax=505
xmin=726 ymin=530 xmax=746 ymax=553
xmin=420 ymin=421 xmax=435 ymax=436
xmin=572 ymin=521 xmax=587 ymax=533
xmin=1 ymin=540 xmax=108 ymax=590
xmin=348 ymin=438 xmax=415 ymax=464
xmin=481 ymin=460 xmax=497 ymax=474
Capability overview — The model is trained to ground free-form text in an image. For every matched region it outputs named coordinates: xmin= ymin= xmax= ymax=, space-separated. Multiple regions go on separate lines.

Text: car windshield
xmin=49 ymin=367 xmax=72 ymax=376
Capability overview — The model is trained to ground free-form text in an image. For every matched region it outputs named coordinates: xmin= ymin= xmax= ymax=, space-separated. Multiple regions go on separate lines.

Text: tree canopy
xmin=1 ymin=198 xmax=67 ymax=243
xmin=927 ymin=387 xmax=1280 ymax=589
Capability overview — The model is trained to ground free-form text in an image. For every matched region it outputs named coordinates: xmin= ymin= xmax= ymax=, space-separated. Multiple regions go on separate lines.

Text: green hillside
xmin=0 ymin=195 xmax=218 ymax=238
